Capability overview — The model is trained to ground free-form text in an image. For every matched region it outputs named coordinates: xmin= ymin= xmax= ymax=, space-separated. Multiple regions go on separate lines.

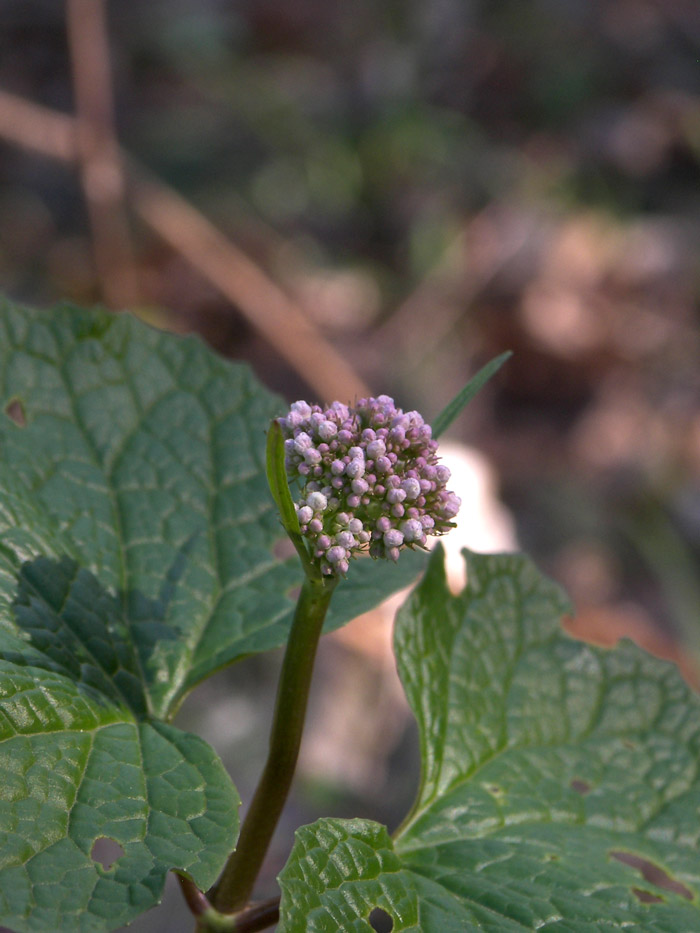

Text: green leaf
xmin=0 ymin=299 xmax=427 ymax=930
xmin=0 ymin=563 xmax=239 ymax=931
xmin=432 ymin=352 xmax=511 ymax=439
xmin=278 ymin=819 xmax=420 ymax=931
xmin=279 ymin=547 xmax=700 ymax=930
xmin=0 ymin=300 xmax=426 ymax=717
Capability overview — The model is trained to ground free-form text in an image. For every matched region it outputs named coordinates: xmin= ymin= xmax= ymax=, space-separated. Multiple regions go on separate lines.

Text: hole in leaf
xmin=610 ymin=851 xmax=693 ymax=901
xmin=273 ymin=537 xmax=296 ymax=561
xmin=90 ymin=837 xmax=125 ymax=870
xmin=368 ymin=907 xmax=393 ymax=932
xmin=570 ymin=778 xmax=591 ymax=795
xmin=632 ymin=888 xmax=664 ymax=904
xmin=4 ymin=398 xmax=26 ymax=427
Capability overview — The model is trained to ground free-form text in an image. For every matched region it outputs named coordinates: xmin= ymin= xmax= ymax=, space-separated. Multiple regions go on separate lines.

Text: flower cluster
xmin=279 ymin=395 xmax=461 ymax=576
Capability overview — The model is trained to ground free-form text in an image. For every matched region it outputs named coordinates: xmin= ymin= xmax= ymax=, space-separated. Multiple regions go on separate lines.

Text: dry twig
xmin=65 ymin=0 xmax=140 ymax=308
xmin=0 ymin=89 xmax=370 ymax=402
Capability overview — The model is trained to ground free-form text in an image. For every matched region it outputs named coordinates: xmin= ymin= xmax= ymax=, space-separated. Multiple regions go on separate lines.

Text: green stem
xmin=211 ymin=574 xmax=337 ymax=914
xmin=192 ymin=897 xmax=280 ymax=933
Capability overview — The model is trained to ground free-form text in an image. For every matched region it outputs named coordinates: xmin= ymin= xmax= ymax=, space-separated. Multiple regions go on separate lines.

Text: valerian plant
xmin=0 ymin=301 xmax=698 ymax=933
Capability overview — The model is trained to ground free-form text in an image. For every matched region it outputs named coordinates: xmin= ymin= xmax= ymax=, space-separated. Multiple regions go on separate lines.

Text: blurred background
xmin=0 ymin=1 xmax=699 ymax=929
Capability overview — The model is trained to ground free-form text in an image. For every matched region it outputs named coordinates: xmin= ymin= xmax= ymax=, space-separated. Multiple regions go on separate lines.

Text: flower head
xmin=279 ymin=395 xmax=461 ymax=576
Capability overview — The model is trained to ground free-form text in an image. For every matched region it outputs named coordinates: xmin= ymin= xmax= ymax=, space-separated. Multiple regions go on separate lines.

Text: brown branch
xmin=0 ymin=88 xmax=370 ymax=402
xmin=65 ymin=0 xmax=140 ymax=308
xmin=231 ymin=897 xmax=280 ymax=932
xmin=177 ymin=874 xmax=212 ymax=918
xmin=0 ymin=88 xmax=77 ymax=161
xmin=126 ymin=160 xmax=371 ymax=402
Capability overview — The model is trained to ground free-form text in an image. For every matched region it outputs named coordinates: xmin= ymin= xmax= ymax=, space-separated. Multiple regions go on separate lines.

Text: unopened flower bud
xmin=383 ymin=529 xmax=404 ymax=548
xmin=366 ymin=439 xmax=386 ymax=460
xmin=278 ymin=393 xmax=460 ymax=575
xmin=293 ymin=432 xmax=313 ymax=453
xmin=401 ymin=519 xmax=424 ymax=542
xmin=304 ymin=448 xmax=322 ymax=464
xmin=297 ymin=506 xmax=313 ymax=524
xmin=307 ymin=491 xmax=328 ymax=512
xmin=401 ymin=477 xmax=421 ymax=500
xmin=345 ymin=459 xmax=365 ymax=479
xmin=318 ymin=420 xmax=338 ymax=440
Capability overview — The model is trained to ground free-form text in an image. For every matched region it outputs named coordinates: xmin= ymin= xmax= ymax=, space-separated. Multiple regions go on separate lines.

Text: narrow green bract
xmin=278 ymin=547 xmax=700 ymax=930
xmin=266 ymin=419 xmax=302 ymax=538
xmin=431 ymin=351 xmax=511 ymax=439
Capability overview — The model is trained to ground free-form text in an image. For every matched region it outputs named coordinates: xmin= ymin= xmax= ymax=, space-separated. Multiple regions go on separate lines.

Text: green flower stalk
xmin=208 ymin=397 xmax=460 ymax=921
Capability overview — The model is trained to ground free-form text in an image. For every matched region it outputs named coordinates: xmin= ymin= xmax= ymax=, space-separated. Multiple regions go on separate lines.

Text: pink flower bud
xmin=307 ymin=491 xmax=328 ymax=512
xmin=293 ymin=432 xmax=312 ymax=453
xmin=436 ymin=464 xmax=451 ymax=483
xmin=336 ymin=531 xmax=355 ymax=548
xmin=291 ymin=400 xmax=313 ymax=418
xmin=304 ymin=448 xmax=322 ymax=464
xmin=345 ymin=459 xmax=365 ymax=479
xmin=297 ymin=506 xmax=313 ymax=524
xmin=318 ymin=420 xmax=338 ymax=440
xmin=441 ymin=493 xmax=461 ymax=518
xmin=383 ymin=529 xmax=404 ymax=548
xmin=400 ymin=519 xmax=423 ymax=542
xmin=401 ymin=478 xmax=421 ymax=500
xmin=367 ymin=439 xmax=386 ymax=459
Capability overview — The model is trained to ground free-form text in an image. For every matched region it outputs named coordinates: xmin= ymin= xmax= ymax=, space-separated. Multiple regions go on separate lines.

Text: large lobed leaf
xmin=0 ymin=301 xmax=425 ymax=718
xmin=0 ymin=300 xmax=426 ymax=931
xmin=278 ymin=547 xmax=700 ymax=930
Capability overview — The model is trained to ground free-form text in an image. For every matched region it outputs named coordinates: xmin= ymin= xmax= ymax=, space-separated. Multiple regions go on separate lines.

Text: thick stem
xmin=211 ymin=575 xmax=337 ymax=913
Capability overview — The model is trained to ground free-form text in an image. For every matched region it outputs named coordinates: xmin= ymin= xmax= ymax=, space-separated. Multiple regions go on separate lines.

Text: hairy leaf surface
xmin=0 ymin=302 xmax=425 ymax=715
xmin=0 ymin=301 xmax=426 ymax=930
xmin=278 ymin=548 xmax=700 ymax=931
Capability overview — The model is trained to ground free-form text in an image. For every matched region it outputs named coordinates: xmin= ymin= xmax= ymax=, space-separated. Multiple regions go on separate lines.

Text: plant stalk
xmin=210 ymin=574 xmax=337 ymax=914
